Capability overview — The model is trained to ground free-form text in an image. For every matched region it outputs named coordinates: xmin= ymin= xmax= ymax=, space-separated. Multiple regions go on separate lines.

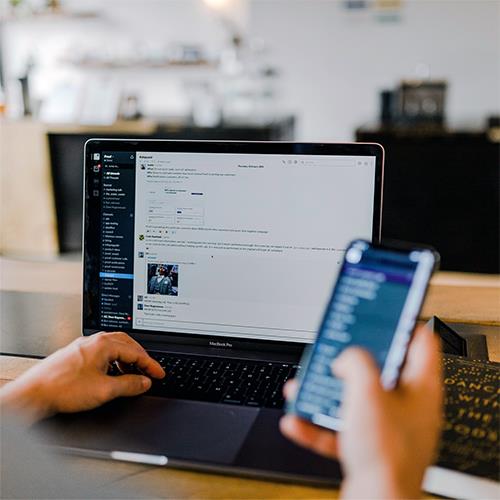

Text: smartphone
xmin=288 ymin=239 xmax=439 ymax=432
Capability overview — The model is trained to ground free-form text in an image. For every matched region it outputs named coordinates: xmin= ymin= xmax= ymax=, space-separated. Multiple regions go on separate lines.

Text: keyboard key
xmin=148 ymin=351 xmax=299 ymax=409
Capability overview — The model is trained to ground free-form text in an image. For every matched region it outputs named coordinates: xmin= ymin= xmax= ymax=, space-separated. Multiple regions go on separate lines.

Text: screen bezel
xmin=82 ymin=140 xmax=385 ymax=354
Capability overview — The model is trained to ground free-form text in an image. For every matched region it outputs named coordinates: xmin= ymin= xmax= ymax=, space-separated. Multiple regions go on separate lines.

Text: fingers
xmin=280 ymin=415 xmax=339 ymax=459
xmin=94 ymin=333 xmax=165 ymax=379
xmin=281 ymin=351 xmax=379 ymax=459
xmin=400 ymin=326 xmax=441 ymax=390
xmin=283 ymin=379 xmax=298 ymax=400
xmin=281 ymin=379 xmax=338 ymax=459
xmin=106 ymin=374 xmax=152 ymax=399
xmin=285 ymin=349 xmax=382 ymax=405
xmin=114 ymin=344 xmax=165 ymax=379
xmin=332 ymin=347 xmax=383 ymax=400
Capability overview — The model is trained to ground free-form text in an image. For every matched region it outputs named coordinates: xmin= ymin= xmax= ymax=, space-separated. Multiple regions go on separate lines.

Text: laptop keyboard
xmin=147 ymin=352 xmax=300 ymax=409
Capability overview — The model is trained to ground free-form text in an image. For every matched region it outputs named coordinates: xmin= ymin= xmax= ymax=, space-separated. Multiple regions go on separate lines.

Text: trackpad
xmin=35 ymin=397 xmax=259 ymax=465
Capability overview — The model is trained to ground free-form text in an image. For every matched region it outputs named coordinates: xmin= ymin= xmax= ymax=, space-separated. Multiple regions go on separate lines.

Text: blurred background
xmin=0 ymin=0 xmax=499 ymax=273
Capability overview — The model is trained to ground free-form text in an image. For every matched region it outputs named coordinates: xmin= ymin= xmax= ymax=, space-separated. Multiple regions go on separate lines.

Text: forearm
xmin=0 ymin=376 xmax=53 ymax=426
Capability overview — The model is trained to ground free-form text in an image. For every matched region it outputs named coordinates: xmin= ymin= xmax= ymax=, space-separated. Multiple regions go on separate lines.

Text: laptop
xmin=39 ymin=140 xmax=384 ymax=485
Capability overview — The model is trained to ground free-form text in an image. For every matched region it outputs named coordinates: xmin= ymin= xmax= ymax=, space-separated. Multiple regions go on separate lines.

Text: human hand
xmin=280 ymin=326 xmax=442 ymax=499
xmin=0 ymin=332 xmax=165 ymax=425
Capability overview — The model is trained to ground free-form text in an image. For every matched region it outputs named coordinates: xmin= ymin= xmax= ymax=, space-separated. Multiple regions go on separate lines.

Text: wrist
xmin=342 ymin=463 xmax=422 ymax=499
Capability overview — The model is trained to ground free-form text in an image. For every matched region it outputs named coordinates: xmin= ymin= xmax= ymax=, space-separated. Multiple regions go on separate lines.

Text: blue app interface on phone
xmin=294 ymin=242 xmax=421 ymax=429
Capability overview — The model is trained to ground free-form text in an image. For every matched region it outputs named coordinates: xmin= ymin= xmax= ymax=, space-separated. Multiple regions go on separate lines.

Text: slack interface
xmin=95 ymin=151 xmax=376 ymax=342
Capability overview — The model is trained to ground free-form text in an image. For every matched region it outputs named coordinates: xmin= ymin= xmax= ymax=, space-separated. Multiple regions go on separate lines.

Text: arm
xmin=280 ymin=326 xmax=443 ymax=499
xmin=0 ymin=332 xmax=165 ymax=426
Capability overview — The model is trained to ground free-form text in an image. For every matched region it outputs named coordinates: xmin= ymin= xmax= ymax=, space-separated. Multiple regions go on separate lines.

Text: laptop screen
xmin=84 ymin=142 xmax=382 ymax=345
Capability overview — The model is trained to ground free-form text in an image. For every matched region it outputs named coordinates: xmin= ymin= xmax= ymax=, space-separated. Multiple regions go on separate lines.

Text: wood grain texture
xmin=422 ymin=284 xmax=500 ymax=326
xmin=111 ymin=465 xmax=340 ymax=499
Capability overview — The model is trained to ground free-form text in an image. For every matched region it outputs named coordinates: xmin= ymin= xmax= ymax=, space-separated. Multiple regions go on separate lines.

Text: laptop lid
xmin=83 ymin=140 xmax=384 ymax=353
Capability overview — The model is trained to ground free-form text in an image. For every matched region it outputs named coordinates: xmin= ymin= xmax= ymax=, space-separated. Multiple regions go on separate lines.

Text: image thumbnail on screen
xmin=147 ymin=263 xmax=179 ymax=296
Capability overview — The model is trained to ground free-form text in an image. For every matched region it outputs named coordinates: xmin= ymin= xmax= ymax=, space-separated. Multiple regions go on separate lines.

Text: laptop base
xmin=34 ymin=396 xmax=342 ymax=485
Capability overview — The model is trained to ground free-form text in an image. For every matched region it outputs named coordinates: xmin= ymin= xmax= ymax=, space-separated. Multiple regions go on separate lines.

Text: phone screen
xmin=290 ymin=240 xmax=437 ymax=431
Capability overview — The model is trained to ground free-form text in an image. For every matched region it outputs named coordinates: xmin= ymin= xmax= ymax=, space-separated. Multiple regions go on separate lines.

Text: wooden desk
xmin=1 ymin=257 xmax=499 ymax=498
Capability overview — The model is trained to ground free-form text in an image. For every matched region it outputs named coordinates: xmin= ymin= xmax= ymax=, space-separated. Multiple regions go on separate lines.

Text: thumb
xmin=107 ymin=374 xmax=152 ymax=399
xmin=332 ymin=347 xmax=383 ymax=398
